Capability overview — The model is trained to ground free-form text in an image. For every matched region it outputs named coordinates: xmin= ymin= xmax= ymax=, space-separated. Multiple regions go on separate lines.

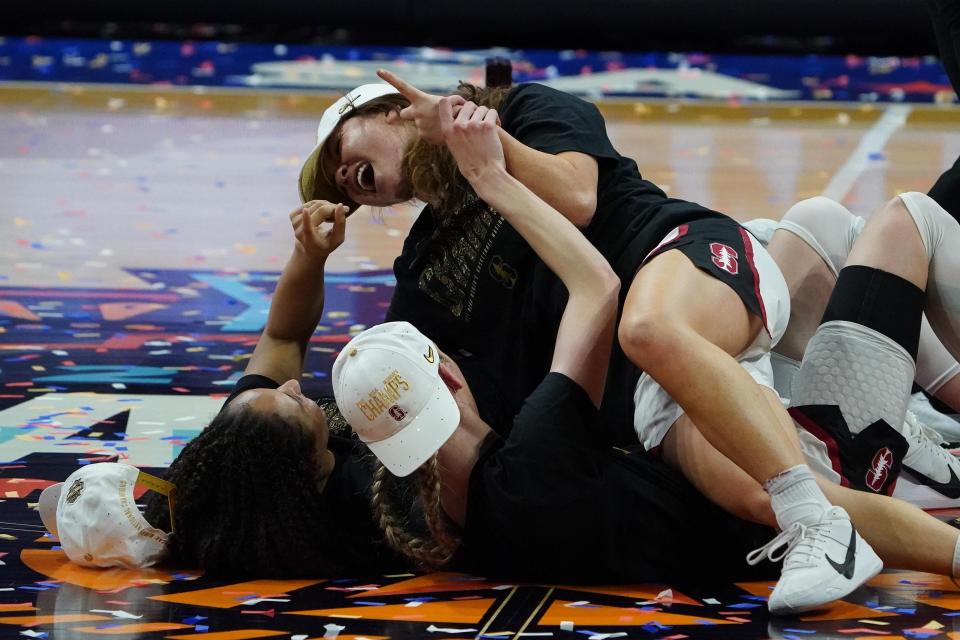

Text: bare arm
xmin=377 ymin=69 xmax=599 ymax=228
xmin=499 ymin=133 xmax=598 ymax=227
xmin=245 ymin=201 xmax=347 ymax=383
xmin=440 ymin=99 xmax=619 ymax=407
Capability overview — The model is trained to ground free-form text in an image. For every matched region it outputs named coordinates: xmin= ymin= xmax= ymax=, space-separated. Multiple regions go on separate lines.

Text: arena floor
xmin=3 ymin=45 xmax=960 ymax=639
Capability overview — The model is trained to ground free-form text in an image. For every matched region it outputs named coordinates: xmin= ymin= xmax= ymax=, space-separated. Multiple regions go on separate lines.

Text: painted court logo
xmin=866 ymin=446 xmax=894 ymax=492
xmin=710 ymin=243 xmax=739 ymax=275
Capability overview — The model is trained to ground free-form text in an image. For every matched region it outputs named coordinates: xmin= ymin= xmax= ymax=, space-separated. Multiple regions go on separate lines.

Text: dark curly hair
xmin=144 ymin=405 xmax=394 ymax=578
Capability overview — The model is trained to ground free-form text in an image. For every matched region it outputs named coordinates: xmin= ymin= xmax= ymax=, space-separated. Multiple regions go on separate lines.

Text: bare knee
xmin=618 ymin=310 xmax=680 ymax=367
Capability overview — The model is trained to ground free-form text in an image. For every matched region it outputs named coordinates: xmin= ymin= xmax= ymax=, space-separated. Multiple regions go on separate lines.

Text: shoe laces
xmin=905 ymin=410 xmax=958 ymax=467
xmin=905 ymin=409 xmax=945 ymax=446
xmin=746 ymin=520 xmax=836 ymax=571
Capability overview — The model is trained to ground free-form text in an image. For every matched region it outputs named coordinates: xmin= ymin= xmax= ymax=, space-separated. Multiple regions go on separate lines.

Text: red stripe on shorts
xmin=789 ymin=407 xmax=849 ymax=488
xmin=739 ymin=226 xmax=770 ymax=337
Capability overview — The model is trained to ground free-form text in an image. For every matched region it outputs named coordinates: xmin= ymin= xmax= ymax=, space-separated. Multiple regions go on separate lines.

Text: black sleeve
xmin=219 ymin=374 xmax=279 ymax=413
xmin=499 ymin=84 xmax=621 ymax=162
xmin=491 ymin=372 xmax=607 ymax=483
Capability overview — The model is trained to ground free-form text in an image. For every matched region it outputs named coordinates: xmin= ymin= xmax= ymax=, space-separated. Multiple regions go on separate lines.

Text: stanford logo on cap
xmin=388 ymin=405 xmax=407 ymax=422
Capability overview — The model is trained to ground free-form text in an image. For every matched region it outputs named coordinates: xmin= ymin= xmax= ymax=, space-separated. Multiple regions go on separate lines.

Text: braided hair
xmin=369 ymin=453 xmax=461 ymax=570
xmin=143 ymin=405 xmax=387 ymax=578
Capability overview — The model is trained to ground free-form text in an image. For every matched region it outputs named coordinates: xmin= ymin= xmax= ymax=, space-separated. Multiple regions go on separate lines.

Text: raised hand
xmin=289 ymin=200 xmax=348 ymax=263
xmin=439 ymin=97 xmax=505 ymax=186
xmin=377 ymin=68 xmax=465 ymax=145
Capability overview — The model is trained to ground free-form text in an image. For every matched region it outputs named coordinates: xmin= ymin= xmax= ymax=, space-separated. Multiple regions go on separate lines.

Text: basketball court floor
xmin=4 ymin=44 xmax=960 ymax=639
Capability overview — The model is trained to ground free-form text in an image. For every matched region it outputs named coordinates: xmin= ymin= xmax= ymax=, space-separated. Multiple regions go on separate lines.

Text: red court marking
xmin=21 ymin=549 xmax=189 ymax=591
xmin=348 ymin=572 xmax=499 ymax=598
xmin=552 ymin=584 xmax=701 ymax=606
xmin=151 ymin=580 xmax=323 ymax=609
xmin=0 ymin=478 xmax=57 ymax=498
xmin=0 ymin=301 xmax=40 ymax=321
xmin=99 ymin=302 xmax=168 ymax=321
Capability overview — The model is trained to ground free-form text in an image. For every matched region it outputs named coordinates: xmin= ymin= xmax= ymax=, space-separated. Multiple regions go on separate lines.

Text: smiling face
xmin=231 ymin=379 xmax=335 ymax=480
xmin=330 ymin=111 xmax=417 ymax=208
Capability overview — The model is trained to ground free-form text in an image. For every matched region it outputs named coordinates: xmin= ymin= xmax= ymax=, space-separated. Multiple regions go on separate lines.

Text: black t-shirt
xmin=221 ymin=375 xmax=406 ymax=570
xmin=456 ymin=372 xmax=775 ymax=584
xmin=386 ymin=83 xmax=727 ymax=443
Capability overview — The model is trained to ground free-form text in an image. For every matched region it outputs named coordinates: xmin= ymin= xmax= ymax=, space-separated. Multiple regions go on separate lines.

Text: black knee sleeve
xmin=822 ymin=265 xmax=925 ymax=360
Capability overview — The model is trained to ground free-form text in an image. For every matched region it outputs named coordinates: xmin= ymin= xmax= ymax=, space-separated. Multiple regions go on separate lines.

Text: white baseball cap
xmin=298 ymin=83 xmax=402 ymax=205
xmin=38 ymin=463 xmax=173 ymax=569
xmin=333 ymin=322 xmax=461 ymax=477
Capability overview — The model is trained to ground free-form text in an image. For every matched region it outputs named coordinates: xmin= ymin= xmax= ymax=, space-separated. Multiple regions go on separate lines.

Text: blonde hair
xmin=369 ymin=454 xmax=460 ymax=570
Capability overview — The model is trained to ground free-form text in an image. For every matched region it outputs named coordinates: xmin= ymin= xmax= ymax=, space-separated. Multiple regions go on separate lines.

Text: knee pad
xmin=791 ymin=320 xmax=915 ymax=435
xmin=898 ymin=191 xmax=957 ymax=263
xmin=777 ymin=197 xmax=864 ymax=276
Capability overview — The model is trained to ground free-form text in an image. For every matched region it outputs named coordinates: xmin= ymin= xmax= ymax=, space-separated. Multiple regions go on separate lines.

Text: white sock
xmin=764 ymin=464 xmax=832 ymax=530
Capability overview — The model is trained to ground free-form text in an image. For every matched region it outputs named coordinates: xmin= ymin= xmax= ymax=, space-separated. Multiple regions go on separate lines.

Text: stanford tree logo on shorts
xmin=866 ymin=446 xmax=894 ymax=492
xmin=710 ymin=243 xmax=739 ymax=275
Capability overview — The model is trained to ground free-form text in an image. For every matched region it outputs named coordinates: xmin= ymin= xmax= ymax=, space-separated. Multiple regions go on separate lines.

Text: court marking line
xmin=473 ymin=585 xmax=518 ymax=639
xmin=821 ymin=104 xmax=913 ymax=202
xmin=511 ymin=587 xmax=555 ymax=640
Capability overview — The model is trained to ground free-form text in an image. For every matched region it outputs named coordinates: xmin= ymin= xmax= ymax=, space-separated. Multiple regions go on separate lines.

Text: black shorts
xmin=791 ymin=405 xmax=909 ymax=496
xmin=638 ymin=216 xmax=787 ymax=342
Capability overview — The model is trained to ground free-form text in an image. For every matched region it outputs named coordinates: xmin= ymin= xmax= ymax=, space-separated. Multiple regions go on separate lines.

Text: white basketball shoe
xmin=747 ymin=506 xmax=882 ymax=615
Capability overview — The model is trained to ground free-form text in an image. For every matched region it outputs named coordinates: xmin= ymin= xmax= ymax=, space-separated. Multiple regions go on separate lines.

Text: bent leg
xmin=665 ymin=408 xmax=960 ymax=576
xmin=620 ymin=248 xmax=802 ymax=484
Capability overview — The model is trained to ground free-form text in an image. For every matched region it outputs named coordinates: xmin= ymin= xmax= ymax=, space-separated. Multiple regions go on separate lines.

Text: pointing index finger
xmin=376 ymin=68 xmax=425 ymax=100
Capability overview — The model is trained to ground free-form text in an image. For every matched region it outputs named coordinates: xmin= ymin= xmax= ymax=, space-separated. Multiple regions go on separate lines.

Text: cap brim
xmin=37 ymin=483 xmax=63 ymax=536
xmin=366 ymin=379 xmax=461 ymax=478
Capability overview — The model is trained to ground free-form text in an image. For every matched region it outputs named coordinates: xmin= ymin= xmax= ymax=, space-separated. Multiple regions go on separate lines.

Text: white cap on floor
xmin=333 ymin=321 xmax=461 ymax=477
xmin=38 ymin=462 xmax=171 ymax=569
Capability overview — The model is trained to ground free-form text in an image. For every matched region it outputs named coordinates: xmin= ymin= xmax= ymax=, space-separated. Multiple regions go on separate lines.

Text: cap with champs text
xmin=332 ymin=322 xmax=461 ymax=477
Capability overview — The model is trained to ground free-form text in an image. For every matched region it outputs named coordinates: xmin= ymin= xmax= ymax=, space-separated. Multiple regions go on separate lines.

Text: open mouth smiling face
xmin=334 ymin=112 xmax=414 ymax=207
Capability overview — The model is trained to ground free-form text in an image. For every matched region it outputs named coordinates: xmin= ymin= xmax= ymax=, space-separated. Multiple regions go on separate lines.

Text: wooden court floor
xmin=2 ymin=83 xmax=960 ymax=639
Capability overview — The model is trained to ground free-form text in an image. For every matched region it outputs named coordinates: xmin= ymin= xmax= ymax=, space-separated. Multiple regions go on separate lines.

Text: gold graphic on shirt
xmin=419 ymin=196 xmax=503 ymax=321
xmin=357 ymin=370 xmax=411 ymax=421
xmin=423 ymin=346 xmax=435 ymax=364
xmin=489 ymin=255 xmax=518 ymax=289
